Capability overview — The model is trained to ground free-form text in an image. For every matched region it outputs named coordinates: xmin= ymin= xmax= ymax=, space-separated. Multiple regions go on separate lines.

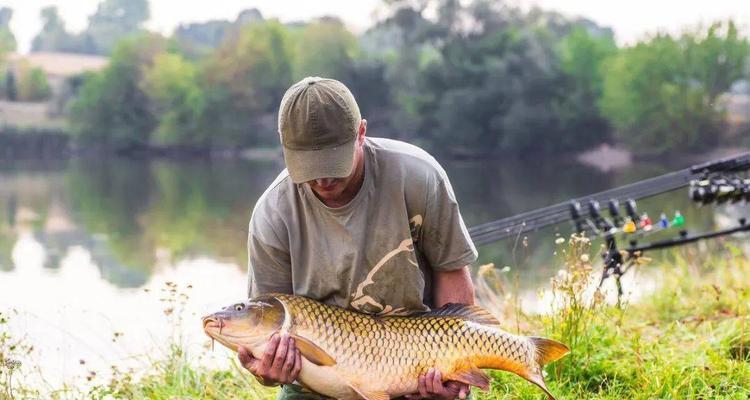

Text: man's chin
xmin=311 ymin=186 xmax=343 ymax=198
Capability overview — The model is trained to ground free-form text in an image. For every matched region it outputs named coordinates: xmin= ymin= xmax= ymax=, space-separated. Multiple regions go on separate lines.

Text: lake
xmin=0 ymin=151 xmax=746 ymax=387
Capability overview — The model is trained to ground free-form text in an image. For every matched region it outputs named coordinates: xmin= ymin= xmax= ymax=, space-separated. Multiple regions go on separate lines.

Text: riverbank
xmin=1 ymin=236 xmax=747 ymax=399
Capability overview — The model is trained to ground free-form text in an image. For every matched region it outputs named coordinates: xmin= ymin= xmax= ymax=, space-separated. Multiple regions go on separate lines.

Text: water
xmin=0 ymin=154 xmax=746 ymax=386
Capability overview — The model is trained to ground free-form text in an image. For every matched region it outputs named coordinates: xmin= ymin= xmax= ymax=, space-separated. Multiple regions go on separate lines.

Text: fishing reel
xmin=689 ymin=175 xmax=750 ymax=205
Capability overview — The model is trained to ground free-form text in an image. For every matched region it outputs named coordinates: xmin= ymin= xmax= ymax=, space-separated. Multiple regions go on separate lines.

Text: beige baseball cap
xmin=278 ymin=77 xmax=362 ymax=184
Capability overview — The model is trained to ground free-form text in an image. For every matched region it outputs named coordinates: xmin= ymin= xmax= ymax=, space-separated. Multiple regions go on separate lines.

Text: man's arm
xmin=432 ymin=266 xmax=475 ymax=307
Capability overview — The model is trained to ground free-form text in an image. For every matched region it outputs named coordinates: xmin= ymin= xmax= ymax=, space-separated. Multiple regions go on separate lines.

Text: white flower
xmin=580 ymin=254 xmax=590 ymax=262
xmin=555 ymin=237 xmax=565 ymax=244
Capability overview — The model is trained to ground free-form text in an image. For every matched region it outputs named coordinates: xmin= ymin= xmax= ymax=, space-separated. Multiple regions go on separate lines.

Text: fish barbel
xmin=202 ymin=294 xmax=569 ymax=400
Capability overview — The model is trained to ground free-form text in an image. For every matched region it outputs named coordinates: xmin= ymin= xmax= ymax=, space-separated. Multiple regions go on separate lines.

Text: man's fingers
xmin=259 ymin=334 xmax=280 ymax=373
xmin=433 ymin=369 xmax=448 ymax=396
xmin=273 ymin=335 xmax=290 ymax=368
xmin=458 ymin=385 xmax=469 ymax=400
xmin=418 ymin=374 xmax=428 ymax=398
xmin=433 ymin=369 xmax=443 ymax=393
xmin=280 ymin=338 xmax=297 ymax=382
xmin=268 ymin=334 xmax=290 ymax=381
xmin=238 ymin=346 xmax=252 ymax=366
xmin=238 ymin=346 xmax=258 ymax=373
xmin=425 ymin=368 xmax=435 ymax=394
xmin=290 ymin=348 xmax=302 ymax=381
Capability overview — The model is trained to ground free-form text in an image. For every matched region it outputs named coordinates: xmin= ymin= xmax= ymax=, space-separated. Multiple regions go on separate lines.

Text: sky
xmin=3 ymin=0 xmax=750 ymax=54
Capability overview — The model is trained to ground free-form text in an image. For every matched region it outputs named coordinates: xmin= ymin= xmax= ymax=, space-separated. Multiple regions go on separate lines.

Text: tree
xmin=200 ymin=20 xmax=293 ymax=146
xmin=600 ymin=21 xmax=749 ymax=154
xmin=0 ymin=7 xmax=17 ymax=57
xmin=31 ymin=6 xmax=78 ymax=53
xmin=174 ymin=8 xmax=264 ymax=58
xmin=84 ymin=0 xmax=150 ymax=55
xmin=141 ymin=53 xmax=206 ymax=146
xmin=15 ymin=60 xmax=52 ymax=101
xmin=554 ymin=27 xmax=617 ymax=149
xmin=4 ymin=69 xmax=16 ymax=101
xmin=291 ymin=18 xmax=359 ymax=80
xmin=69 ymin=33 xmax=167 ymax=148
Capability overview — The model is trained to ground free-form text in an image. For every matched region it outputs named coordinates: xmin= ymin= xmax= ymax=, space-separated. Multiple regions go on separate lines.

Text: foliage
xmin=2 ymin=69 xmax=15 ymax=101
xmin=36 ymin=0 xmax=750 ymax=155
xmin=0 ymin=311 xmax=40 ymax=400
xmin=600 ymin=21 xmax=750 ymax=155
xmin=30 ymin=0 xmax=149 ymax=55
xmin=141 ymin=53 xmax=206 ymax=146
xmin=200 ymin=20 xmax=293 ymax=147
xmin=554 ymin=27 xmax=617 ymax=147
xmin=173 ymin=8 xmax=264 ymax=58
xmin=0 ymin=7 xmax=16 ymax=57
xmin=85 ymin=0 xmax=150 ymax=55
xmin=69 ymin=33 xmax=166 ymax=148
xmin=488 ymin=239 xmax=750 ymax=399
xmin=14 ymin=61 xmax=52 ymax=102
xmin=291 ymin=18 xmax=359 ymax=80
xmin=30 ymin=6 xmax=90 ymax=53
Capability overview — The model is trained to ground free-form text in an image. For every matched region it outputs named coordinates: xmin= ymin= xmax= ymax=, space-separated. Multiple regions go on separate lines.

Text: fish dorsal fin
xmin=291 ymin=334 xmax=336 ymax=366
xmin=415 ymin=303 xmax=500 ymax=325
xmin=348 ymin=384 xmax=390 ymax=400
xmin=445 ymin=367 xmax=491 ymax=390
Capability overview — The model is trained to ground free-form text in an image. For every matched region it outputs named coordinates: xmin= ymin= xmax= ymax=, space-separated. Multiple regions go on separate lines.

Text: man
xmin=240 ymin=77 xmax=478 ymax=400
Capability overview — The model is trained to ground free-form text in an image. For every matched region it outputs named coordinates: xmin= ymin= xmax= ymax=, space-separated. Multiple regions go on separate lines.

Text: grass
xmin=485 ymin=235 xmax=750 ymax=399
xmin=1 ymin=236 xmax=748 ymax=399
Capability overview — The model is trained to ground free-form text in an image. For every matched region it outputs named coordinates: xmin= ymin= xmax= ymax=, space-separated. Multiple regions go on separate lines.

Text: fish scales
xmin=280 ymin=295 xmax=547 ymax=394
xmin=203 ymin=293 xmax=570 ymax=400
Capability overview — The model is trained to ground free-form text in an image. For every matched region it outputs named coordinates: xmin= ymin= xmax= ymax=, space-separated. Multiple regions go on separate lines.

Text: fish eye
xmin=234 ymin=304 xmax=245 ymax=311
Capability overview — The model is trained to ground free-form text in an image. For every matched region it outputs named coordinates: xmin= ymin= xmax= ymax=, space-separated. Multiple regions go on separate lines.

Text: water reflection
xmin=0 ymin=155 xmax=740 ymax=287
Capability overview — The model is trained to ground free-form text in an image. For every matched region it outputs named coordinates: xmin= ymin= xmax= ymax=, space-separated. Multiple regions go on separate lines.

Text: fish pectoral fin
xmin=290 ymin=334 xmax=336 ymax=366
xmin=348 ymin=384 xmax=389 ymax=400
xmin=445 ymin=367 xmax=491 ymax=390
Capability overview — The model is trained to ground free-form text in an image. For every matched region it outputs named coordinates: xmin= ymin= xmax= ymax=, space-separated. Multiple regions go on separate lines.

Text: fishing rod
xmin=468 ymin=152 xmax=750 ymax=245
xmin=467 ymin=152 xmax=750 ymax=291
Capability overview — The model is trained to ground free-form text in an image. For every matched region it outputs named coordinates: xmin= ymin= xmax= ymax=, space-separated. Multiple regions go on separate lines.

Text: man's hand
xmin=237 ymin=333 xmax=302 ymax=386
xmin=406 ymin=368 xmax=471 ymax=400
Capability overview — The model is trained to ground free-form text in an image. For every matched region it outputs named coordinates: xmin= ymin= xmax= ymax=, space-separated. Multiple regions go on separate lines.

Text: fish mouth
xmin=202 ymin=316 xmax=225 ymax=335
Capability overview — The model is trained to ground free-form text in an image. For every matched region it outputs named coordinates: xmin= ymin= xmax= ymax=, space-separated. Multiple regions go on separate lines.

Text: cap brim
xmin=283 ymin=138 xmax=356 ymax=184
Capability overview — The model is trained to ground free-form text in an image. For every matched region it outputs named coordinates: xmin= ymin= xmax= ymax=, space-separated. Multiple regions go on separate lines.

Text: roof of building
xmin=8 ymin=52 xmax=108 ymax=77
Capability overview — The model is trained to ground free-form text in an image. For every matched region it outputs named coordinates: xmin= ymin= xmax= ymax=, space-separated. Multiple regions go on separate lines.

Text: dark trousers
xmin=277 ymin=384 xmax=331 ymax=400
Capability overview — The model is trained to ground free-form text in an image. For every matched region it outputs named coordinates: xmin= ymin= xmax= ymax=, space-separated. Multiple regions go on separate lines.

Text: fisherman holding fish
xmin=242 ymin=77 xmax=480 ymax=399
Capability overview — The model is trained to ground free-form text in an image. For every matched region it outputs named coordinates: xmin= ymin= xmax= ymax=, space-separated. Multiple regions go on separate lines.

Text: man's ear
xmin=358 ymin=119 xmax=367 ymax=143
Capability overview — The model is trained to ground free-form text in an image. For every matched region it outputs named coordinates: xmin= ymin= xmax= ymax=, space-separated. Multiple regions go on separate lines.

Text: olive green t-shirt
xmin=247 ymin=137 xmax=477 ymax=315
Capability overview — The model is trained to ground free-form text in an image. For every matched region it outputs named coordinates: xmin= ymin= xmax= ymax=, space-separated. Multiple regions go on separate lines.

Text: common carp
xmin=202 ymin=294 xmax=569 ymax=400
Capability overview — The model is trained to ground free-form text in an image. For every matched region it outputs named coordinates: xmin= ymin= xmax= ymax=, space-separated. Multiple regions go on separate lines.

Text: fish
xmin=202 ymin=293 xmax=570 ymax=400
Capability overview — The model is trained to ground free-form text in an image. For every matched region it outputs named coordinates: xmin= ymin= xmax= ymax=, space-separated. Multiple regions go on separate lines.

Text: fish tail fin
xmin=530 ymin=336 xmax=570 ymax=366
xmin=523 ymin=337 xmax=570 ymax=400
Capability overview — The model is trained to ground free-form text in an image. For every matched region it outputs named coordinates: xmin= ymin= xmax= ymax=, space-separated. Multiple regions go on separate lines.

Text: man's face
xmin=306 ymin=147 xmax=360 ymax=202
xmin=304 ymin=119 xmax=367 ymax=205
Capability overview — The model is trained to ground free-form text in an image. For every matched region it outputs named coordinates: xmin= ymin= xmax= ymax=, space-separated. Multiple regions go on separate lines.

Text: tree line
xmin=2 ymin=0 xmax=750 ymax=156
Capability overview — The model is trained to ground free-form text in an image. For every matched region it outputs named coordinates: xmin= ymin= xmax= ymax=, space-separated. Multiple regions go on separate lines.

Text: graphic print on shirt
xmin=349 ymin=215 xmax=423 ymax=315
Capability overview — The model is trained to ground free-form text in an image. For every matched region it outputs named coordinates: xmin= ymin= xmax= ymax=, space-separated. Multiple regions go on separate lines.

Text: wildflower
xmin=555 ymin=237 xmax=565 ymax=245
xmin=580 ymin=254 xmax=590 ymax=263
xmin=478 ymin=263 xmax=495 ymax=276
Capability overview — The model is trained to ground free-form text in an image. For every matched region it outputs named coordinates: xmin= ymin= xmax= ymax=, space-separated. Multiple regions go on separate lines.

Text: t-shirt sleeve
xmin=247 ymin=220 xmax=293 ymax=298
xmin=421 ymin=174 xmax=478 ymax=272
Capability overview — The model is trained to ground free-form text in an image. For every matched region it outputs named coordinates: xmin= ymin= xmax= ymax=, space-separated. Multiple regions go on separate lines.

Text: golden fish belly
xmin=278 ymin=295 xmax=537 ymax=399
